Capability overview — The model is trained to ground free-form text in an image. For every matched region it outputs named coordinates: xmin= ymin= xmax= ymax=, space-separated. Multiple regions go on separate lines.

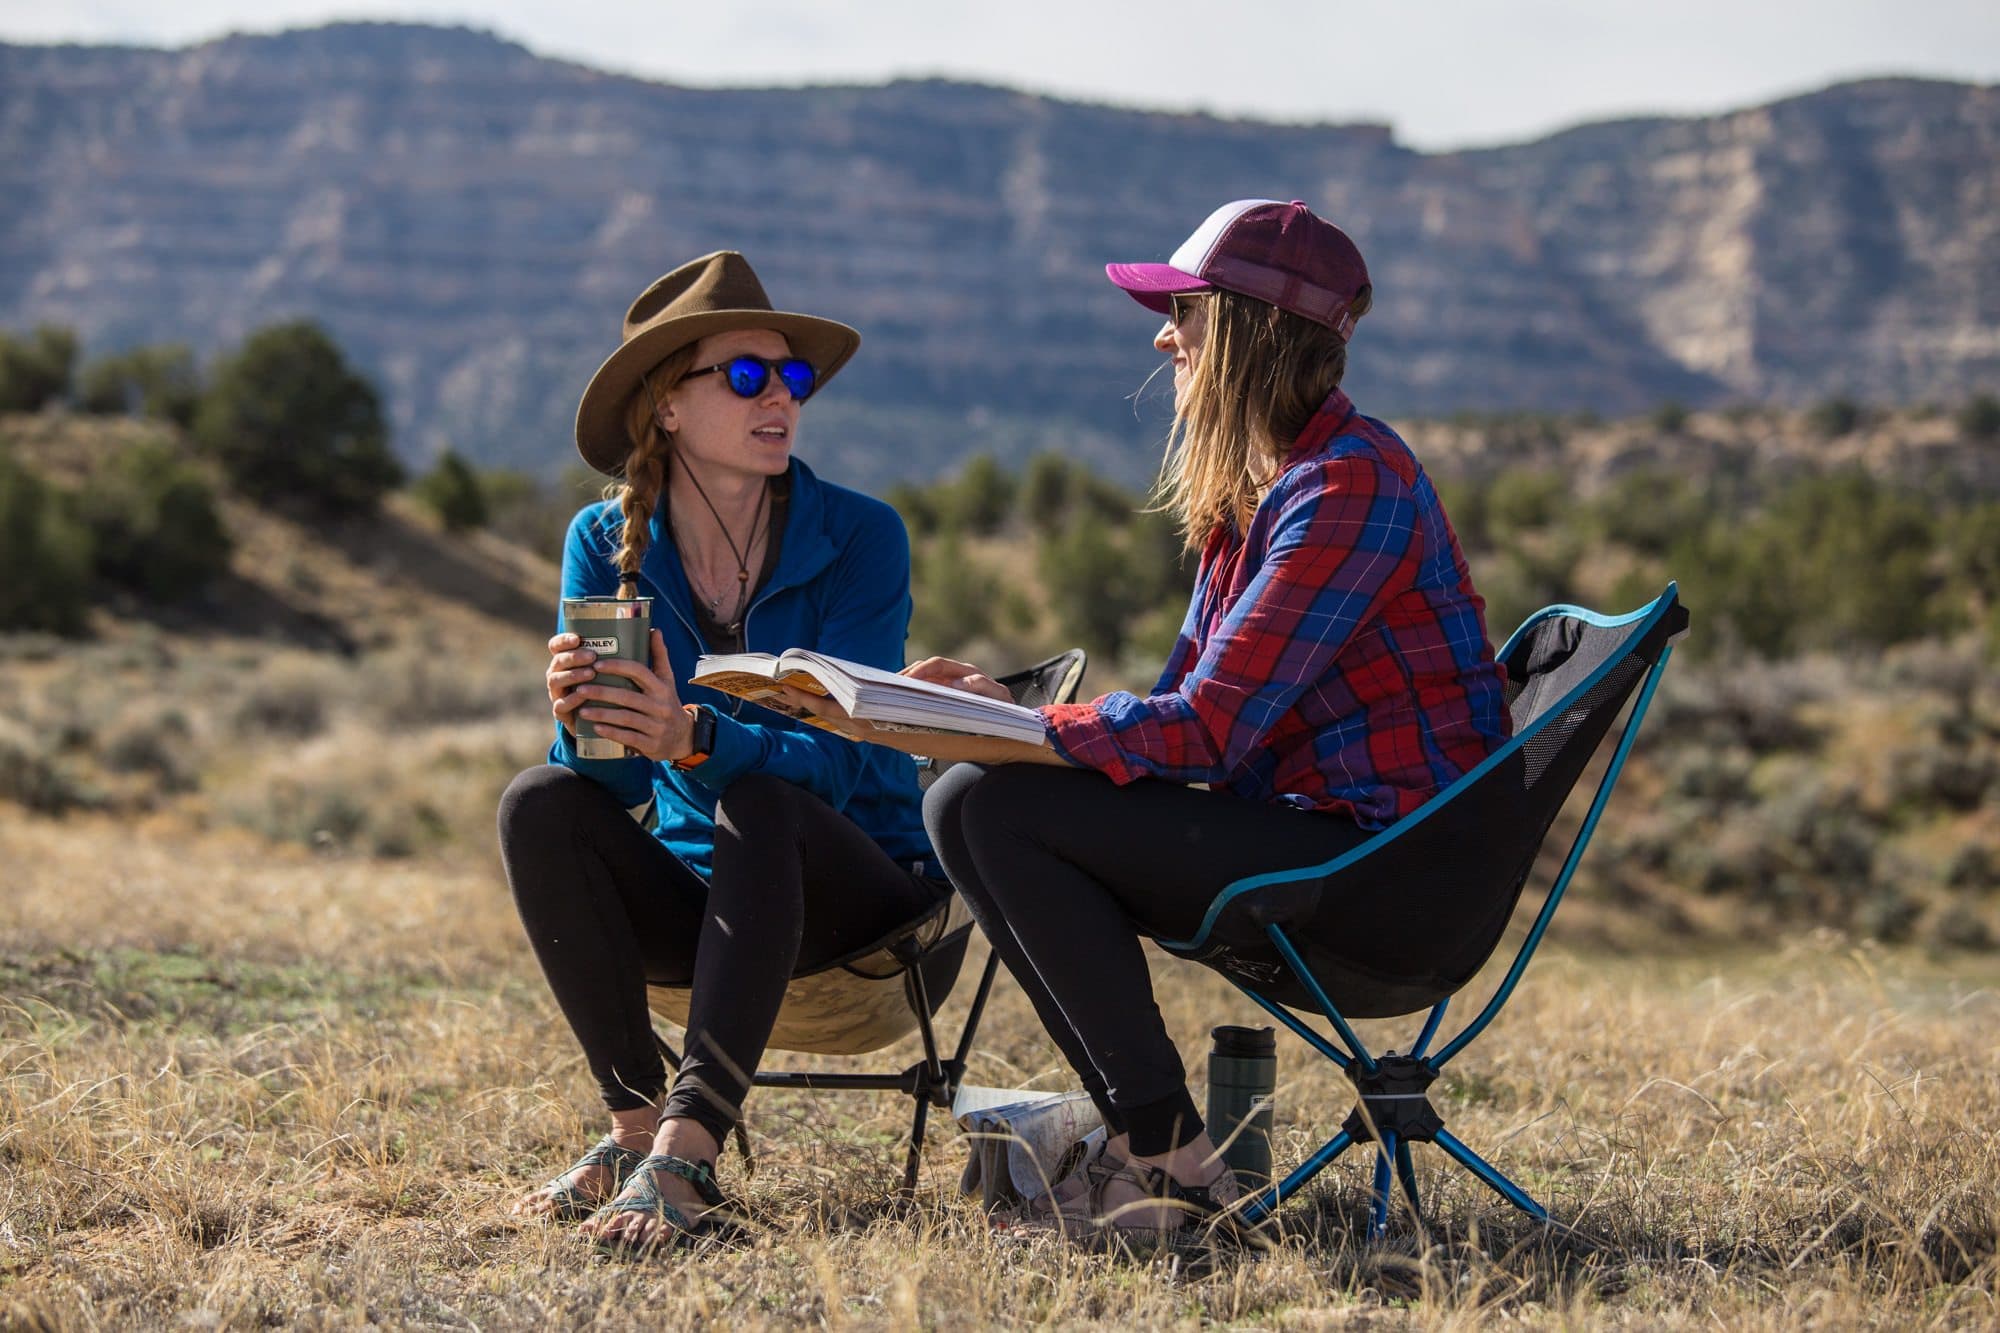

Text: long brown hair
xmin=1154 ymin=285 xmax=1373 ymax=552
xmin=607 ymin=343 xmax=700 ymax=598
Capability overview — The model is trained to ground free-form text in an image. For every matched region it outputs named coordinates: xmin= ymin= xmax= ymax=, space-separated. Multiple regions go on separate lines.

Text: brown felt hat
xmin=573 ymin=251 xmax=861 ymax=475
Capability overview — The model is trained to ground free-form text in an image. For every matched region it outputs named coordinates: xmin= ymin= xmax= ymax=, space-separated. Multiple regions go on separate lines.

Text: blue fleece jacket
xmin=548 ymin=458 xmax=936 ymax=880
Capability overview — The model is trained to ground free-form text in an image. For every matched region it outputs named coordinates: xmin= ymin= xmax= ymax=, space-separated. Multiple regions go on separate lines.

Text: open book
xmin=691 ymin=649 xmax=1050 ymax=746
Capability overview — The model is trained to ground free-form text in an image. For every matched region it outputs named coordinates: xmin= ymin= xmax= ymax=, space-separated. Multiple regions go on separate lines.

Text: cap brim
xmin=1104 ymin=262 xmax=1212 ymax=315
xmin=574 ymin=310 xmax=860 ymax=476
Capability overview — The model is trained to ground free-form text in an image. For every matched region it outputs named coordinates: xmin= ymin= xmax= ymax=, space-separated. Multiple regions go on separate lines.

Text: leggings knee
xmin=713 ymin=770 xmax=806 ymax=837
xmin=497 ymin=764 xmax=593 ymax=841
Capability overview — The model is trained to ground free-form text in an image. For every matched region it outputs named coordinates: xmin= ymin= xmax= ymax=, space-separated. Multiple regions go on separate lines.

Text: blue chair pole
xmin=1369 ymin=1130 xmax=1398 ymax=1239
xmin=1432 ymin=645 xmax=1676 ymax=1069
xmin=1410 ymin=998 xmax=1448 ymax=1060
xmin=1266 ymin=925 xmax=1378 ymax=1073
xmin=1236 ymin=980 xmax=1353 ymax=1070
xmin=1394 ymin=1138 xmax=1422 ymax=1219
xmin=1240 ymin=1128 xmax=1356 ymax=1225
xmin=1433 ymin=1128 xmax=1547 ymax=1221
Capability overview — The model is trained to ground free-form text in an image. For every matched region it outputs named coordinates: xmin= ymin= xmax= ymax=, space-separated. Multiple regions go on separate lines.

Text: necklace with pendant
xmin=675 ymin=465 xmax=769 ymax=630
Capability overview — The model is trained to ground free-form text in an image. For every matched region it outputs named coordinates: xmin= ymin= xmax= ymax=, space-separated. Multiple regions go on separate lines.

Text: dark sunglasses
xmin=684 ymin=354 xmax=818 ymax=402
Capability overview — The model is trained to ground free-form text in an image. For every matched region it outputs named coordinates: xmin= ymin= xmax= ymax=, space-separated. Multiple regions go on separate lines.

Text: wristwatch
xmin=672 ymin=703 xmax=717 ymax=770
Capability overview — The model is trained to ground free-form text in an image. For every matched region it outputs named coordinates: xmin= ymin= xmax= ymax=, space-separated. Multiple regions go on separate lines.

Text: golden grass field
xmin=4 ymin=790 xmax=1999 ymax=1329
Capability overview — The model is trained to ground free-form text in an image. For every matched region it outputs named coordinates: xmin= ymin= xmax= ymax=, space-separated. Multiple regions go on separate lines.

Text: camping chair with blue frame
xmin=645 ymin=649 xmax=1089 ymax=1196
xmin=1155 ymin=584 xmax=1688 ymax=1237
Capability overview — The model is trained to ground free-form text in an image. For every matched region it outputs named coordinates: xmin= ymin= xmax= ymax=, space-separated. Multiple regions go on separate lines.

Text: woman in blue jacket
xmin=497 ymin=252 xmax=939 ymax=1249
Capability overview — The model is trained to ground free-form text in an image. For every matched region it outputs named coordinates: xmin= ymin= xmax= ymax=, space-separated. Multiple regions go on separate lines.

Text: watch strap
xmin=671 ymin=703 xmax=715 ymax=770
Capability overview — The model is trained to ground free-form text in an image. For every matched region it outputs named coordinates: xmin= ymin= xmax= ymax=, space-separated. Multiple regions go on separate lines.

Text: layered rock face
xmin=1 ymin=24 xmax=1993 ymax=482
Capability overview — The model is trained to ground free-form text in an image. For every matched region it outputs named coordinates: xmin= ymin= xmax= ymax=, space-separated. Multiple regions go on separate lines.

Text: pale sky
xmin=3 ymin=1 xmax=1996 ymax=149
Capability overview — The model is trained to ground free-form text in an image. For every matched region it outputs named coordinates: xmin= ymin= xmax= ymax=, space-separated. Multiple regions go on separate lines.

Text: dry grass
xmin=4 ymin=802 xmax=1999 ymax=1329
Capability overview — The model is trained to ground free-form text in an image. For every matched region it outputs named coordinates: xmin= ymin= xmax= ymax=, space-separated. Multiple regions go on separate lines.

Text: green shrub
xmin=1945 ymin=503 xmax=2000 ymax=603
xmin=1805 ymin=396 xmax=1863 ymax=438
xmin=1483 ymin=469 xmax=1566 ymax=536
xmin=1956 ymin=393 xmax=2000 ymax=442
xmin=941 ymin=454 xmax=1015 ymax=535
xmin=884 ymin=482 xmax=940 ymax=540
xmin=1474 ymin=543 xmax=1577 ymax=645
xmin=75 ymin=344 xmax=200 ymax=426
xmin=1588 ymin=470 xmax=1713 ymax=558
xmin=412 ymin=449 xmax=488 ymax=532
xmin=76 ymin=440 xmax=232 ymax=599
xmin=0 ymin=454 xmax=93 ymax=633
xmin=484 ymin=466 xmax=596 ymax=556
xmin=1925 ymin=903 xmax=1993 ymax=952
xmin=1036 ymin=515 xmax=1182 ymax=663
xmin=1649 ymin=400 xmax=1689 ymax=434
xmin=1432 ymin=477 xmax=1488 ymax=552
xmin=0 ymin=717 xmax=101 ymax=815
xmin=195 ymin=321 xmax=402 ymax=513
xmin=1020 ymin=453 xmax=1079 ymax=533
xmin=0 ymin=325 xmax=78 ymax=412
xmin=1665 ymin=471 xmax=1944 ymax=657
xmin=908 ymin=534 xmax=999 ymax=655
xmin=101 ymin=709 xmax=199 ymax=794
xmin=228 ymin=658 xmax=342 ymax=740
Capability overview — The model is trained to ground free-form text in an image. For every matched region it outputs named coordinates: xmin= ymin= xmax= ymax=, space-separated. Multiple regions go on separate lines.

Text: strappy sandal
xmin=586 ymin=1152 xmax=728 ymax=1253
xmin=1044 ymin=1153 xmax=1247 ymax=1241
xmin=521 ymin=1135 xmax=646 ymax=1222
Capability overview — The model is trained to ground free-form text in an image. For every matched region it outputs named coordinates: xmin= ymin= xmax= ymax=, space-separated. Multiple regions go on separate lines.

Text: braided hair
xmin=609 ymin=344 xmax=700 ymax=598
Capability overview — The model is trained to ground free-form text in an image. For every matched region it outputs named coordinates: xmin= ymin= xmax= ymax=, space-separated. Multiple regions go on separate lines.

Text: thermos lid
xmin=1210 ymin=1024 xmax=1276 ymax=1058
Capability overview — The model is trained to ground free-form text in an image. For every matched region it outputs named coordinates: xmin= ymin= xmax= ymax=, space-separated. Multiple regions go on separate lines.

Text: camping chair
xmin=1154 ymin=584 xmax=1689 ymax=1238
xmin=646 ymin=648 xmax=1089 ymax=1194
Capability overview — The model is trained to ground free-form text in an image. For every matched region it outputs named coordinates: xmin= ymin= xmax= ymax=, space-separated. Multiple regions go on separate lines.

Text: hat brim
xmin=574 ymin=309 xmax=860 ymax=476
xmin=1104 ymin=262 xmax=1212 ymax=316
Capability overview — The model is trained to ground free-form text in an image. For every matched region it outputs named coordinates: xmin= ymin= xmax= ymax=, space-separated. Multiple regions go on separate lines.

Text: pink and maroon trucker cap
xmin=1105 ymin=198 xmax=1370 ymax=341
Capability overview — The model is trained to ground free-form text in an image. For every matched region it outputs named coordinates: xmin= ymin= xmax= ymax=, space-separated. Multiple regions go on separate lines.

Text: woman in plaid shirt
xmin=798 ymin=200 xmax=1511 ymax=1235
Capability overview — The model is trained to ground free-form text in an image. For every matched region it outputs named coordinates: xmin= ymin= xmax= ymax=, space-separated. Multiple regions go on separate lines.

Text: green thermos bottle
xmin=1206 ymin=1025 xmax=1276 ymax=1187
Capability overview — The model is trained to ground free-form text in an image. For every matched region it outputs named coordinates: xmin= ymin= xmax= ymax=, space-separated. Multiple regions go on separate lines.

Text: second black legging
xmin=499 ymin=765 xmax=945 ymax=1148
xmin=923 ymin=762 xmax=1374 ymax=1157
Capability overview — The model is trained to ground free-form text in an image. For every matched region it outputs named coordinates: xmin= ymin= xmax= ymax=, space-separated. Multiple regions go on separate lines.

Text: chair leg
xmin=1368 ymin=1130 xmax=1398 ymax=1239
xmin=1433 ymin=1128 xmax=1548 ymax=1222
xmin=1394 ymin=1138 xmax=1422 ymax=1222
xmin=950 ymin=952 xmax=1000 ymax=1069
xmin=899 ymin=1084 xmax=932 ymax=1197
xmin=1240 ymin=1128 xmax=1355 ymax=1226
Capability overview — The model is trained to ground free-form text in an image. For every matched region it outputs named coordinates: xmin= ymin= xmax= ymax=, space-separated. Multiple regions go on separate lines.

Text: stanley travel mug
xmin=560 ymin=596 xmax=653 ymax=760
xmin=1207 ymin=1024 xmax=1276 ymax=1187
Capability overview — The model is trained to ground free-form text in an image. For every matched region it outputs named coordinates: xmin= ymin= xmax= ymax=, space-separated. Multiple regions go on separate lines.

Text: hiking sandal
xmin=522 ymin=1135 xmax=646 ymax=1223
xmin=1045 ymin=1153 xmax=1248 ymax=1240
xmin=586 ymin=1153 xmax=727 ymax=1252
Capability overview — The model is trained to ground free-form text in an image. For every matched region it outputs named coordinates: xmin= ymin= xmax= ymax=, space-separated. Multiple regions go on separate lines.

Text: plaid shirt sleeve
xmin=1043 ymin=454 xmax=1419 ymax=783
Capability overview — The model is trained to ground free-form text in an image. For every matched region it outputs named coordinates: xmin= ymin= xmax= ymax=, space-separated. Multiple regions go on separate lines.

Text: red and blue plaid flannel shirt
xmin=1042 ymin=390 xmax=1512 ymax=828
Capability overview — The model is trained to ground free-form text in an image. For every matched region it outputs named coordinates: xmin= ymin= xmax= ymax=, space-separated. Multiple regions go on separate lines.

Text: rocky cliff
xmin=2 ymin=24 xmax=1993 ymax=483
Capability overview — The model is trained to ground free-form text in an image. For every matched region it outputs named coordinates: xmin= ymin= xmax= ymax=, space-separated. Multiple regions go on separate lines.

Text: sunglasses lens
xmin=724 ymin=357 xmax=769 ymax=398
xmin=776 ymin=358 xmax=817 ymax=402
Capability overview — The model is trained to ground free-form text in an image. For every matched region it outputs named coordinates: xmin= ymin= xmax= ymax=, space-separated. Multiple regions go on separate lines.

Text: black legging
xmin=923 ymin=762 xmax=1373 ymax=1157
xmin=498 ymin=765 xmax=945 ymax=1147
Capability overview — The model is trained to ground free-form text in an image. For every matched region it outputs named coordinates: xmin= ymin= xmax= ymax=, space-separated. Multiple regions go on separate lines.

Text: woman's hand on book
xmin=566 ymin=628 xmax=699 ymax=763
xmin=902 ymin=656 xmax=1011 ymax=702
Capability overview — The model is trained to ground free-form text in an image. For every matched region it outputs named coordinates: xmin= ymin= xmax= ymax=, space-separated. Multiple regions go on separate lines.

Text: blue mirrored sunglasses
xmin=684 ymin=354 xmax=817 ymax=403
